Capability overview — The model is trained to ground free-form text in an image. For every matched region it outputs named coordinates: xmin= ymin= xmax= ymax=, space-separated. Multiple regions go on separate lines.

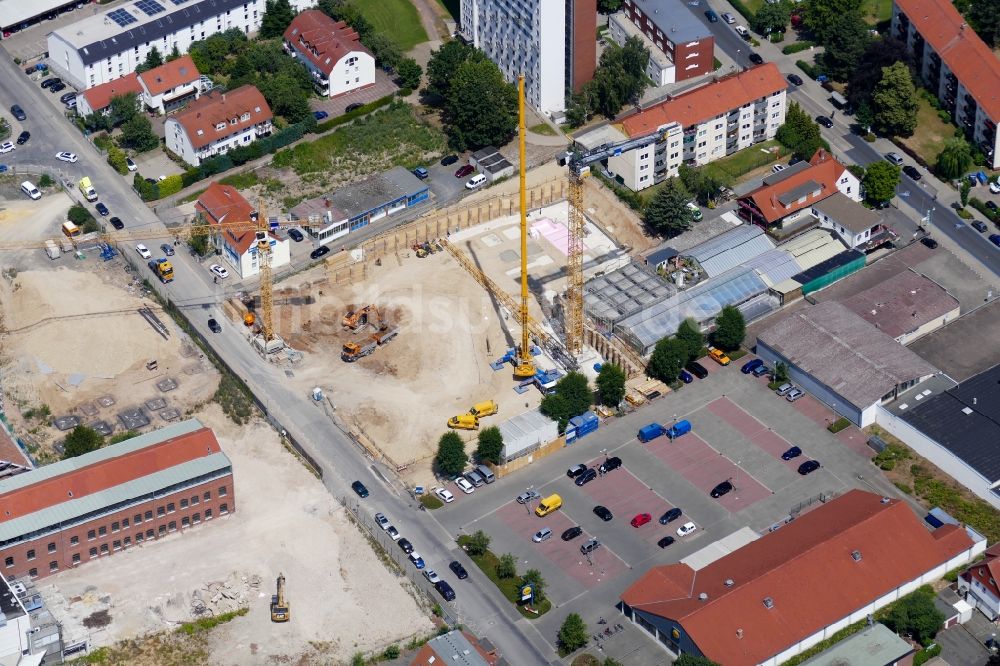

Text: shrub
xmin=913 ymin=644 xmax=942 ymax=666
xmin=782 ymin=41 xmax=815 ymax=54
xmin=382 ymin=645 xmax=400 ymax=660
xmin=956 ymin=208 xmax=973 ymax=219
xmin=864 ymin=132 xmax=876 ymax=142
xmin=827 ymin=418 xmax=851 ymax=433
xmin=38 ymin=173 xmax=55 ymax=188
xmin=795 ymin=59 xmax=818 ymax=79
xmin=969 ymin=198 xmax=999 ymax=221
xmin=894 ymin=482 xmax=913 ymax=495
xmin=157 ymin=174 xmax=184 ymax=198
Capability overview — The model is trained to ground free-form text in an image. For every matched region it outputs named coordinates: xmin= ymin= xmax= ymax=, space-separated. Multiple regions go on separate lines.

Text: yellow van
xmin=534 ymin=494 xmax=562 ymax=517
xmin=469 ymin=400 xmax=498 ymax=418
xmin=61 ymin=221 xmax=81 ymax=238
xmin=447 ymin=414 xmax=479 ymax=430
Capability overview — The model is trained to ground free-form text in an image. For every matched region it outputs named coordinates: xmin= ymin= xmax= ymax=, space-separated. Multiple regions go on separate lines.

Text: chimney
xmin=851 ymin=550 xmax=862 ymax=562
xmin=698 ymin=592 xmax=708 ymax=601
xmin=222 ymin=93 xmax=226 ymax=102
xmin=763 ymin=597 xmax=774 ymax=609
xmin=724 ymin=579 xmax=735 ymax=587
xmin=736 ymin=629 xmax=744 ymax=639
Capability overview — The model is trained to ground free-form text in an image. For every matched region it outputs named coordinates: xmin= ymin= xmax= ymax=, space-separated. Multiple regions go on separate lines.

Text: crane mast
xmin=513 ymin=74 xmax=536 ymax=379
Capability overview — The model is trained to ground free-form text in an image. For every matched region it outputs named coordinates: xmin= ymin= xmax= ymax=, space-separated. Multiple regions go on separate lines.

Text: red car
xmin=455 ymin=164 xmax=474 ymax=179
xmin=630 ymin=513 xmax=652 ymax=528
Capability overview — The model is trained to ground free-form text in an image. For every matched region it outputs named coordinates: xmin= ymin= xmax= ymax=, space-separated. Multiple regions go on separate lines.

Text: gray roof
xmin=683 ymin=224 xmax=775 ymax=277
xmin=778 ymin=180 xmax=823 ymax=206
xmin=291 ymin=167 xmax=427 ymax=222
xmin=644 ymin=245 xmax=679 ymax=267
xmin=584 ymin=262 xmax=674 ymax=323
xmin=813 ymin=192 xmax=881 ymax=233
xmin=841 ymin=270 xmax=959 ymax=340
xmin=479 ymin=153 xmax=514 ymax=174
xmin=757 ymin=301 xmax=938 ymax=408
xmin=471 ymin=146 xmax=500 ymax=161
xmin=54 ymin=0 xmax=248 ymax=66
xmin=631 ymin=0 xmax=713 ymax=44
xmin=797 ymin=623 xmax=913 ymax=666
xmin=425 ymin=630 xmax=492 ymax=666
xmin=762 ymin=161 xmax=811 ymax=186
xmin=742 ymin=248 xmax=804 ymax=285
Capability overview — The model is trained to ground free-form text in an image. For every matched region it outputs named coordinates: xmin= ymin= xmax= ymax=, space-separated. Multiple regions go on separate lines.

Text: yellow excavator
xmin=342 ymin=305 xmax=381 ymax=331
xmin=270 ymin=573 xmax=290 ymax=622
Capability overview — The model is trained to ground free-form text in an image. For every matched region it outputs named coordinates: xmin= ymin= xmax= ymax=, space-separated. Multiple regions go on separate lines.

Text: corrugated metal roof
xmin=744 ymin=249 xmax=803 ymax=287
xmin=684 ymin=225 xmax=775 ymax=277
xmin=499 ymin=409 xmax=559 ymax=458
xmin=584 ymin=262 xmax=674 ymax=323
xmin=778 ymin=229 xmax=847 ymax=271
xmin=0 ymin=453 xmax=232 ymax=543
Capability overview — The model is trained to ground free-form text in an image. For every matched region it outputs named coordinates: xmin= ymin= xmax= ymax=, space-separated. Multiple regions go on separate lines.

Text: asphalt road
xmin=0 ymin=51 xmax=552 ymax=664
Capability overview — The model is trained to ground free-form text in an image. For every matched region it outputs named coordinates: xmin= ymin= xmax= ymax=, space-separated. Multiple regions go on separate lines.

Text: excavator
xmin=342 ymin=305 xmax=381 ymax=331
xmin=270 ymin=573 xmax=290 ymax=622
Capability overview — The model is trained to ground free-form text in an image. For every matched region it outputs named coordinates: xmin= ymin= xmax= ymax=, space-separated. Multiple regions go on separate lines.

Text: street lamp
xmin=524 ymin=485 xmax=534 ymax=515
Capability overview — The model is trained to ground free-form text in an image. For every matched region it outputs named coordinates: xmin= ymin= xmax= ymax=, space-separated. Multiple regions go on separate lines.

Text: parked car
xmin=657 ymin=536 xmax=676 ymax=548
xmin=990 ymin=180 xmax=1000 ymax=194
xmin=435 ymin=580 xmax=456 ymax=601
xmin=598 ymin=456 xmax=622 ymax=474
xmin=455 ymin=477 xmax=475 ymax=494
xmin=630 ymin=513 xmax=652 ymax=528
xmin=561 ymin=526 xmax=583 ymax=541
xmin=412 ymin=167 xmax=429 ymax=179
xmin=776 ymin=383 xmax=794 ymax=396
xmin=748 ymin=52 xmax=764 ymax=65
xmin=566 ymin=463 xmax=588 ymax=478
xmin=398 ymin=538 xmax=413 ymax=554
xmin=580 ymin=538 xmax=601 ymax=554
xmin=0 ymin=142 xmax=14 ymax=154
xmin=721 ymin=11 xmax=735 ymax=23
xmin=60 ymin=92 xmax=77 ymax=104
xmin=310 ymin=246 xmax=330 ymax=260
xmin=449 ymin=560 xmax=468 ymax=579
xmin=375 ymin=512 xmax=390 ymax=530
xmin=884 ymin=151 xmax=905 ymax=166
xmin=40 ymin=77 xmax=59 ymax=88
xmin=987 ymin=201 xmax=998 ymax=212
xmin=972 ymin=220 xmax=988 ymax=232
xmin=705 ymin=10 xmax=719 ymax=22
xmin=752 ymin=364 xmax=770 ymax=377
xmin=312 ymin=110 xmax=329 ymax=121
xmin=208 ymin=318 xmax=222 ymax=333
xmin=345 ymin=103 xmax=363 ymax=113
xmin=109 ymin=216 xmax=124 ymax=230
xmin=455 ymin=164 xmax=475 ymax=179
xmin=659 ymin=507 xmax=682 ymax=524
xmin=798 ymin=460 xmax=821 ymax=475
xmin=710 ymin=481 xmax=733 ymax=498
xmin=781 ymin=446 xmax=802 ymax=460
xmin=816 ymin=115 xmax=834 ymax=128
xmin=288 ymin=228 xmax=304 ymax=242
xmin=593 ymin=505 xmax=613 ymax=521
xmin=676 ymin=521 xmax=698 ymax=537
xmin=709 ymin=348 xmax=731 ymax=365
xmin=786 ymin=388 xmax=804 ymax=402
xmin=135 ymin=243 xmax=152 ymax=259
xmin=435 ymin=487 xmax=455 ymax=503
xmin=126 ymin=157 xmax=137 ymax=172
xmin=516 ymin=489 xmax=540 ymax=504
xmin=56 ymin=151 xmax=78 ymax=162
xmin=384 ymin=525 xmax=400 ymax=540
xmin=160 ymin=243 xmax=175 ymax=256
xmin=902 ymin=165 xmax=922 ymax=181
xmin=50 ymin=82 xmax=66 ymax=93
xmin=919 ymin=237 xmax=938 ymax=249
xmin=990 ymin=234 xmax=1000 ymax=248
xmin=741 ymin=358 xmax=764 ymax=374
xmin=10 ymin=105 xmax=26 ymax=121
xmin=686 ymin=361 xmax=708 ymax=379
xmin=679 ymin=369 xmax=694 ymax=383
xmin=441 ymin=154 xmax=459 ymax=166
xmin=532 ymin=528 xmax=552 ymax=543
xmin=575 ymin=468 xmax=597 ymax=486
xmin=95 ymin=202 xmax=109 ymax=216
xmin=409 ymin=552 xmax=425 ymax=569
xmin=210 ymin=263 xmax=229 ymax=279
xmin=787 ymin=74 xmax=804 ymax=86
xmin=16 ymin=131 xmax=30 ymax=145
xmin=422 ymin=569 xmax=440 ymax=584
xmin=351 ymin=480 xmax=369 ymax=498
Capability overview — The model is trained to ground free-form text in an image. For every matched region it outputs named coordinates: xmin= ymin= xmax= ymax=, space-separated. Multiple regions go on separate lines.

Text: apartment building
xmin=283 ymin=10 xmax=375 ymax=98
xmin=892 ymin=0 xmax=1000 ymax=168
xmin=137 ymin=54 xmax=202 ymax=114
xmin=47 ymin=0 xmax=311 ymax=90
xmin=584 ymin=64 xmax=786 ymax=191
xmin=195 ymin=182 xmax=290 ymax=278
xmin=165 ymin=85 xmax=273 ymax=166
xmin=609 ymin=0 xmax=715 ymax=86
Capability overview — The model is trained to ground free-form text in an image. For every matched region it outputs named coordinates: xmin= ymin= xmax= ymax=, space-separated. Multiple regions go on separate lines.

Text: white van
xmin=465 ymin=173 xmax=486 ymax=190
xmin=21 ymin=181 xmax=41 ymax=200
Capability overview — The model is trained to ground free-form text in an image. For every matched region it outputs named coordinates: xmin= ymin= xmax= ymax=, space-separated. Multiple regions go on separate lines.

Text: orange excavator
xmin=342 ymin=305 xmax=381 ymax=331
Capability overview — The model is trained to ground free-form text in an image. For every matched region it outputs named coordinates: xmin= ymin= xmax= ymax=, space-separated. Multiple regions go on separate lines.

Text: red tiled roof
xmin=171 ymin=85 xmax=272 ymax=151
xmin=621 ymin=63 xmax=787 ymax=136
xmin=896 ymin=0 xmax=1000 ymax=120
xmin=961 ymin=546 xmax=1000 ymax=600
xmin=740 ymin=150 xmax=849 ymax=224
xmin=195 ymin=182 xmax=262 ymax=255
xmin=138 ymin=55 xmax=200 ymax=97
xmin=80 ymin=73 xmax=142 ymax=113
xmin=284 ymin=9 xmax=371 ymax=77
xmin=621 ymin=490 xmax=974 ymax=666
xmin=0 ymin=427 xmax=222 ymax=521
xmin=0 ymin=423 xmax=30 ymax=469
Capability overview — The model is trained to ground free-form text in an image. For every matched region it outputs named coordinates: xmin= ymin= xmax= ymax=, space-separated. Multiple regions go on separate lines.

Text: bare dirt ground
xmin=0 ymin=190 xmax=74 ymax=245
xmin=40 ymin=405 xmax=433 ymax=664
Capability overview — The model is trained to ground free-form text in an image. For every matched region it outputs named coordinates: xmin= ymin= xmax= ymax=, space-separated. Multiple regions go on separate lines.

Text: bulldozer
xmin=270 ymin=573 xmax=290 ymax=622
xmin=342 ymin=305 xmax=381 ymax=331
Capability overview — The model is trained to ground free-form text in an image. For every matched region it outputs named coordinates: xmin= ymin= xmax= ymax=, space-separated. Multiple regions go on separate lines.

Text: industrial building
xmin=840 ymin=270 xmax=960 ymax=345
xmin=619 ymin=490 xmax=984 ymax=665
xmin=165 ymin=85 xmax=273 ymax=167
xmin=195 ymin=182 xmax=290 ymax=278
xmin=282 ymin=10 xmax=375 ymax=98
xmin=609 ymin=0 xmax=715 ymax=86
xmin=0 ymin=573 xmax=51 ymax=664
xmin=0 ymin=419 xmax=234 ymax=582
xmin=755 ymin=301 xmax=938 ymax=426
xmin=290 ymin=167 xmax=429 ymax=247
xmin=497 ymin=409 xmax=560 ymax=464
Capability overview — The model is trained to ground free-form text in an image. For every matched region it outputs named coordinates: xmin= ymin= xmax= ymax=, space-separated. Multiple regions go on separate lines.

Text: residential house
xmin=409 ymin=630 xmax=499 ymax=665
xmin=812 ymin=192 xmax=895 ymax=250
xmin=137 ymin=55 xmax=201 ymax=114
xmin=195 ymin=182 xmax=289 ymax=278
xmin=165 ymin=85 xmax=273 ymax=167
xmin=75 ymin=73 xmax=142 ymax=118
xmin=282 ymin=10 xmax=375 ymax=98
xmin=609 ymin=0 xmax=715 ymax=86
xmin=959 ymin=542 xmax=1000 ymax=620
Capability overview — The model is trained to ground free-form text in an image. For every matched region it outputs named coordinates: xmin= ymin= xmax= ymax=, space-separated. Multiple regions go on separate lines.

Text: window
xmin=240 ymin=112 xmax=250 ymax=121
xmin=89 ymin=547 xmax=97 ymax=557
xmin=204 ymin=491 xmax=211 ymax=501
xmin=136 ymin=533 xmax=144 ymax=543
xmin=167 ymin=503 xmax=175 ymax=514
xmin=70 ymin=536 xmax=79 ymax=546
xmin=220 ymin=504 xmax=229 ymax=515
xmin=99 ymin=526 xmax=107 ymax=536
xmin=193 ymin=513 xmax=201 ymax=524
xmin=182 ymin=517 xmax=190 ymax=527
xmin=181 ymin=499 xmax=189 ymax=509
xmin=112 ymin=522 xmax=119 ymax=533
xmin=135 ymin=514 xmax=142 ymax=525
xmin=124 ymin=537 xmax=131 ymax=546
xmin=205 ymin=509 xmax=213 ymax=520
xmin=28 ymin=568 xmax=37 ymax=579
xmin=123 ymin=518 xmax=129 ymax=528
xmin=4 ymin=557 xmax=12 ymax=568
xmin=168 ymin=521 xmax=177 ymax=532
xmin=113 ymin=541 xmax=121 ymax=551
xmin=100 ymin=544 xmax=109 ymax=554
xmin=49 ymin=561 xmax=58 ymax=572
xmin=72 ymin=553 xmax=80 ymax=564
xmin=157 ymin=506 xmax=166 ymax=517
xmin=88 ymin=529 xmax=96 ymax=541
xmin=191 ymin=495 xmax=200 ymax=506
xmin=26 ymin=549 xmax=35 ymax=561
xmin=48 ymin=542 xmax=56 ymax=553
xmin=146 ymin=529 xmax=155 ymax=540
xmin=145 ymin=510 xmax=153 ymax=521
xmin=158 ymin=525 xmax=167 ymax=536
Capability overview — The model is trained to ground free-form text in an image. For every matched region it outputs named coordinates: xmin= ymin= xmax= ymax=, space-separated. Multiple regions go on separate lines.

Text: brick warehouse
xmin=0 ymin=419 xmax=234 ymax=581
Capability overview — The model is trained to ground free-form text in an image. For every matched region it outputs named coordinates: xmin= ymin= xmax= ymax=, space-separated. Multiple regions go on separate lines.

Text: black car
xmin=920 ymin=237 xmax=938 ymax=249
xmin=574 ymin=468 xmax=597 ymax=486
xmin=95 ymin=202 xmax=109 ymax=216
xmin=798 ymin=460 xmax=821 ymax=475
xmin=435 ymin=580 xmax=456 ymax=601
xmin=781 ymin=446 xmax=802 ymax=461
xmin=816 ymin=116 xmax=833 ymax=128
xmin=60 ymin=92 xmax=77 ymax=103
xmin=561 ymin=526 xmax=583 ymax=541
xmin=973 ymin=220 xmax=989 ymax=232
xmin=686 ymin=361 xmax=708 ymax=379
xmin=398 ymin=538 xmax=413 ymax=554
xmin=449 ymin=560 xmax=468 ymax=579
xmin=657 ymin=536 xmax=676 ymax=549
xmin=659 ymin=507 xmax=682 ymax=524
xmin=10 ymin=105 xmax=26 ymax=122
xmin=787 ymin=74 xmax=804 ymax=86
xmin=109 ymin=216 xmax=124 ymax=230
xmin=593 ymin=505 xmax=613 ymax=521
xmin=705 ymin=9 xmax=719 ymax=21
xmin=310 ymin=246 xmax=331 ymax=260
xmin=288 ymin=228 xmax=304 ymax=242
xmin=16 ymin=131 xmax=29 ymax=145
xmin=40 ymin=77 xmax=59 ymax=88
xmin=345 ymin=102 xmax=363 ymax=113
xmin=440 ymin=154 xmax=459 ymax=166
xmin=599 ymin=456 xmax=622 ymax=474
xmin=710 ymin=480 xmax=734 ymax=498
xmin=208 ymin=318 xmax=222 ymax=333
xmin=50 ymin=82 xmax=66 ymax=93
xmin=351 ymin=480 xmax=369 ymax=498
xmin=566 ymin=463 xmax=588 ymax=478
xmin=987 ymin=201 xmax=998 ymax=212
xmin=748 ymin=53 xmax=764 ymax=65
xmin=902 ymin=165 xmax=922 ymax=181
xmin=160 ymin=243 xmax=175 ymax=256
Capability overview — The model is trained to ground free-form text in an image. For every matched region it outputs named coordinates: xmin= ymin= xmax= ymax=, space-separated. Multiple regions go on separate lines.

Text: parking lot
xmin=431 ymin=355 xmax=901 ymax=662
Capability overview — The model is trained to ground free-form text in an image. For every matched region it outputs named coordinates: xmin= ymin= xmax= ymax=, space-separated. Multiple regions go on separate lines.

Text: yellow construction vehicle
xmin=469 ymin=400 xmax=498 ymax=418
xmin=270 ymin=573 xmax=290 ymax=622
xmin=342 ymin=305 xmax=381 ymax=330
xmin=448 ymin=414 xmax=479 ymax=430
xmin=341 ymin=325 xmax=397 ymax=362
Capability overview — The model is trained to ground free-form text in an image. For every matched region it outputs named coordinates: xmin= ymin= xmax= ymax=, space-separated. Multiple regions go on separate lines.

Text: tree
xmin=821 ymin=12 xmax=870 ymax=80
xmin=679 ymin=164 xmax=726 ymax=206
xmin=565 ymin=91 xmax=593 ymax=129
xmin=969 ymin=0 xmax=1000 ymax=48
xmin=647 ymin=337 xmax=689 ymax=382
xmin=106 ymin=145 xmax=129 ymax=174
xmin=167 ymin=44 xmax=181 ymax=62
xmin=881 ymin=586 xmax=944 ymax=645
xmin=871 ymin=62 xmax=918 ymax=137
xmin=557 ymin=613 xmax=589 ymax=655
xmin=847 ymin=37 xmax=912 ymax=109
xmin=775 ymin=102 xmax=823 ymax=161
xmin=675 ymin=656 xmax=722 ymax=666
xmin=596 ymin=363 xmax=627 ymax=407
xmin=935 ymin=137 xmax=974 ymax=180
xmin=135 ymin=46 xmax=163 ymax=74
xmin=987 ymin=655 xmax=1000 ymax=666
xmin=106 ymin=93 xmax=140 ymax=128
xmin=108 ymin=431 xmax=140 ymax=444
xmin=862 ymin=160 xmax=900 ymax=204
xmin=597 ymin=0 xmax=622 ymax=11
xmin=119 ymin=114 xmax=159 ymax=153
xmin=804 ymin=0 xmax=864 ymax=42
xmin=68 ymin=205 xmax=95 ymax=227
xmin=435 ymin=431 xmax=468 ymax=475
xmin=773 ymin=360 xmax=789 ymax=383
xmin=541 ymin=372 xmax=592 ymax=429
xmin=540 ymin=393 xmax=572 ymax=432
xmin=712 ymin=305 xmax=746 ymax=351
xmin=584 ymin=36 xmax=649 ymax=118
xmin=476 ymin=426 xmax=504 ymax=465
xmin=521 ymin=568 xmax=547 ymax=602
xmin=465 ymin=529 xmax=491 ymax=556
xmin=752 ymin=1 xmax=792 ymax=35
xmin=63 ymin=425 xmax=103 ymax=459
xmin=644 ymin=178 xmax=695 ymax=237
xmin=676 ymin=318 xmax=703 ymax=363
xmin=426 ymin=40 xmax=482 ymax=100
xmin=397 ymin=58 xmax=423 ymax=90
xmin=259 ymin=74 xmax=312 ymax=123
xmin=259 ymin=0 xmax=295 ymax=39
xmin=445 ymin=59 xmax=517 ymax=151
xmin=960 ymin=179 xmax=971 ymax=207
xmin=496 ymin=552 xmax=516 ymax=579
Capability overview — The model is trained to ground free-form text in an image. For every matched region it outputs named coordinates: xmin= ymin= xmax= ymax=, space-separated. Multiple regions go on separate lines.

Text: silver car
xmin=786 ymin=388 xmax=805 ymax=402
xmin=776 ymin=383 xmax=794 ymax=396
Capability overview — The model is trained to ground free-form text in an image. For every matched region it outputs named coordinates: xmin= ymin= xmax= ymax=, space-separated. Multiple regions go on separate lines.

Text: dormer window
xmin=240 ymin=112 xmax=250 ymax=121
xmin=215 ymin=122 xmax=226 ymax=131
xmin=230 ymin=118 xmax=238 ymax=125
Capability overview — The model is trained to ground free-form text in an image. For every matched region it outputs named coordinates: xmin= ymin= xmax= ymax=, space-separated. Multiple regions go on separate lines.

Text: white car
xmin=0 ymin=142 xmax=15 ymax=154
xmin=374 ymin=512 xmax=390 ymax=530
xmin=126 ymin=157 xmax=137 ymax=172
xmin=676 ymin=521 xmax=698 ymax=537
xmin=210 ymin=264 xmax=229 ymax=279
xmin=386 ymin=525 xmax=401 ymax=541
xmin=990 ymin=181 xmax=1000 ymax=194
xmin=422 ymin=569 xmax=441 ymax=584
xmin=135 ymin=244 xmax=151 ymax=259
xmin=455 ymin=477 xmax=475 ymax=494
xmin=722 ymin=11 xmax=736 ymax=23
xmin=435 ymin=487 xmax=455 ymax=504
xmin=56 ymin=151 xmax=78 ymax=163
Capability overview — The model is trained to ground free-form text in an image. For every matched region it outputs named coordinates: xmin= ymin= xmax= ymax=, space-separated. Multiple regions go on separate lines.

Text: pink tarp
xmin=531 ymin=218 xmax=568 ymax=256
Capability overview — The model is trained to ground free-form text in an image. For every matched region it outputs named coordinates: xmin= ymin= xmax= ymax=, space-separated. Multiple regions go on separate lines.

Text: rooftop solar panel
xmin=134 ymin=0 xmax=165 ymax=15
xmin=107 ymin=8 xmax=138 ymax=26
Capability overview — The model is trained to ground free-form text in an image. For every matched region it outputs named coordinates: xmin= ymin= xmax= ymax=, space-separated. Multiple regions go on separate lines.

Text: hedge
xmin=782 ymin=41 xmax=815 ymax=55
xmin=157 ymin=174 xmax=184 ymax=198
xmin=969 ymin=197 xmax=999 ymax=222
xmin=827 ymin=417 xmax=851 ymax=433
xmin=796 ymin=60 xmax=820 ymax=79
xmin=314 ymin=94 xmax=394 ymax=133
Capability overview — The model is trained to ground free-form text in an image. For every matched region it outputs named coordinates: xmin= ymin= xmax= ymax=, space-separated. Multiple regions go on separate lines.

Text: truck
xmin=148 ymin=258 xmax=174 ymax=283
xmin=78 ymin=177 xmax=97 ymax=202
xmin=667 ymin=420 xmax=692 ymax=439
xmin=534 ymin=494 xmax=562 ymax=517
xmin=44 ymin=240 xmax=60 ymax=260
xmin=341 ymin=325 xmax=397 ymax=362
xmin=638 ymin=423 xmax=666 ymax=443
xmin=447 ymin=414 xmax=479 ymax=430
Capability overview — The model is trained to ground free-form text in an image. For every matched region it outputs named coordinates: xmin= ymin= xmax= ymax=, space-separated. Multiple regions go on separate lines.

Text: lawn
xmin=529 ymin=122 xmax=557 ymax=136
xmin=457 ymin=535 xmax=552 ymax=619
xmin=703 ymin=139 xmax=787 ymax=182
xmin=351 ymin=0 xmax=428 ymax=52
xmin=861 ymin=0 xmax=893 ymax=24
xmin=898 ymin=92 xmax=954 ymax=168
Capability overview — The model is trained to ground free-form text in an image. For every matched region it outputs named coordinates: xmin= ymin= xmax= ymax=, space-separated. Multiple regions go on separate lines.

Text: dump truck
xmin=78 ymin=177 xmax=97 ymax=202
xmin=341 ymin=325 xmax=397 ymax=362
xmin=148 ymin=258 xmax=174 ymax=283
xmin=44 ymin=240 xmax=60 ymax=260
xmin=469 ymin=400 xmax=498 ymax=418
xmin=638 ymin=423 xmax=666 ymax=443
xmin=447 ymin=414 xmax=479 ymax=430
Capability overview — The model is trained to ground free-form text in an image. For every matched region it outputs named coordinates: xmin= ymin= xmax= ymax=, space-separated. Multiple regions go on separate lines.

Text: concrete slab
xmin=52 ymin=415 xmax=79 ymax=431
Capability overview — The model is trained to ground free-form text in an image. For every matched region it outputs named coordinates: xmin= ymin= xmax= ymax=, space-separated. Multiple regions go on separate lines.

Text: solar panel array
xmin=107 ymin=8 xmax=138 ymax=26
xmin=134 ymin=0 xmax=166 ymax=16
xmin=169 ymin=0 xmax=191 ymax=5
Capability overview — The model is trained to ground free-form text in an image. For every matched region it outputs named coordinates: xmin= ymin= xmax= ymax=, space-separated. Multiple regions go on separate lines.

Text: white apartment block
xmin=47 ymin=0 xmax=311 ymax=91
xmin=165 ymin=85 xmax=272 ymax=166
xmin=892 ymin=0 xmax=1000 ymax=168
xmin=283 ymin=10 xmax=376 ymax=98
xmin=460 ymin=0 xmax=566 ymax=115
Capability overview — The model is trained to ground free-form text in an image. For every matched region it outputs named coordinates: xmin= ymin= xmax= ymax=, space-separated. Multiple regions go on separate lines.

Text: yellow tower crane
xmin=248 ymin=204 xmax=285 ymax=355
xmin=513 ymin=74 xmax=536 ymax=380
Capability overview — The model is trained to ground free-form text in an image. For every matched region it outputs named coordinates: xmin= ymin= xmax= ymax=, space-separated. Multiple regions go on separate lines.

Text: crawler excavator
xmin=270 ymin=573 xmax=290 ymax=622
